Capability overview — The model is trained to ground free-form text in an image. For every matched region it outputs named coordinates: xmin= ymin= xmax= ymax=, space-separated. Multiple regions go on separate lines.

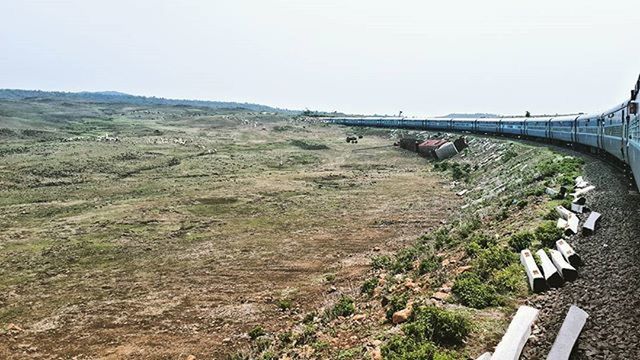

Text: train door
xmin=596 ymin=116 xmax=601 ymax=150
xmin=622 ymin=109 xmax=627 ymax=162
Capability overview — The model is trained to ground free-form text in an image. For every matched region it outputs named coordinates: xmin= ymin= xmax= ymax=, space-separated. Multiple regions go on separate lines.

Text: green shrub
xmin=392 ymin=246 xmax=422 ymax=274
xmin=508 ymin=231 xmax=534 ymax=252
xmin=491 ymin=263 xmax=528 ymax=295
xmin=465 ymin=232 xmax=495 ymax=257
xmin=495 ymin=207 xmax=509 ymax=221
xmin=433 ymin=228 xmax=453 ymax=250
xmin=381 ymin=336 xmax=460 ymax=360
xmin=452 ymin=273 xmax=501 ymax=309
xmin=336 ymin=347 xmax=363 ymax=360
xmin=289 ymin=139 xmax=330 ymax=150
xmin=535 ymin=156 xmax=584 ymax=184
xmin=474 ymin=246 xmax=517 ymax=279
xmin=371 ymin=255 xmax=392 ymax=270
xmin=385 ymin=292 xmax=409 ymax=321
xmin=261 ymin=351 xmax=276 ymax=360
xmin=534 ymin=221 xmax=562 ymax=248
xmin=502 ymin=149 xmax=518 ymax=162
xmin=361 ymin=277 xmax=379 ymax=296
xmin=278 ymin=331 xmax=293 ymax=344
xmin=248 ymin=325 xmax=267 ymax=340
xmin=418 ymin=255 xmax=441 ymax=275
xmin=295 ymin=324 xmax=317 ymax=345
xmin=403 ymin=306 xmax=471 ymax=346
xmin=325 ymin=296 xmax=355 ymax=319
xmin=276 ymin=298 xmax=292 ymax=311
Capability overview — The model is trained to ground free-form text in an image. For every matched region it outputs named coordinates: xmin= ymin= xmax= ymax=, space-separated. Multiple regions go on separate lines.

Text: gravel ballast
xmin=522 ymin=152 xmax=640 ymax=359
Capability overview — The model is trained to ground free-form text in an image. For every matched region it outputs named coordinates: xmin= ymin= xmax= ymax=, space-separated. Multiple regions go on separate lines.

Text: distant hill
xmin=438 ymin=113 xmax=500 ymax=118
xmin=0 ymin=89 xmax=296 ymax=114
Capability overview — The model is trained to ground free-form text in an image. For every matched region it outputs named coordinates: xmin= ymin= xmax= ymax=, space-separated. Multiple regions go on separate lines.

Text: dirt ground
xmin=0 ymin=103 xmax=460 ymax=358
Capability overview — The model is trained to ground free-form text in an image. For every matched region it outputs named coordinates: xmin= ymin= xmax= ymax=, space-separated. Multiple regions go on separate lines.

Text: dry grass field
xmin=0 ymin=101 xmax=460 ymax=358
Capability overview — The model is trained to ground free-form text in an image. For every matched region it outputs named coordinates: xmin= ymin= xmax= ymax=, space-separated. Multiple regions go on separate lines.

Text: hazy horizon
xmin=1 ymin=0 xmax=638 ymax=116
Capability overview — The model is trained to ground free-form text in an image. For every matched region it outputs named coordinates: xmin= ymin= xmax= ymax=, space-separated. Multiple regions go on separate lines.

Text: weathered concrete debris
xmin=570 ymin=203 xmax=589 ymax=214
xmin=545 ymin=187 xmax=558 ymax=196
xmin=549 ymin=249 xmax=578 ymax=281
xmin=583 ymin=211 xmax=602 ymax=235
xmin=574 ymin=176 xmax=591 ymax=189
xmin=520 ymin=249 xmax=548 ymax=292
xmin=556 ymin=218 xmax=568 ymax=232
xmin=492 ymin=306 xmax=540 ymax=360
xmin=571 ymin=185 xmax=595 ymax=197
xmin=435 ymin=142 xmax=459 ymax=160
xmin=456 ymin=189 xmax=469 ymax=196
xmin=572 ymin=196 xmax=586 ymax=205
xmin=536 ymin=249 xmax=564 ymax=288
xmin=546 ymin=306 xmax=589 ymax=360
xmin=556 ymin=239 xmax=581 ymax=267
xmin=555 ymin=206 xmax=579 ymax=234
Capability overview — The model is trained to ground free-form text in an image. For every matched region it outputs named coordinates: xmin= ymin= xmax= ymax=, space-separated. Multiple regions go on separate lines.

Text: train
xmin=327 ymin=75 xmax=640 ymax=188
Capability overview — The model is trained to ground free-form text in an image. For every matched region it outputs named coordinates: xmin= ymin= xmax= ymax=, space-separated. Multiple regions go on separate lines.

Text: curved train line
xmin=327 ymin=75 xmax=640 ymax=189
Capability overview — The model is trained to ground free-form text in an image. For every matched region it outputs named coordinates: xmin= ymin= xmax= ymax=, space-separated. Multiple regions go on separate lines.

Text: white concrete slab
xmin=492 ymin=306 xmax=539 ymax=360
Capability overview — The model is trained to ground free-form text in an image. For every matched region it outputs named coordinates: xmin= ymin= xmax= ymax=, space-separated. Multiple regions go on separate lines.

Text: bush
xmin=403 ymin=306 xmax=471 ymax=346
xmin=491 ymin=263 xmax=528 ymax=295
xmin=508 ymin=231 xmax=535 ymax=252
xmin=502 ymin=149 xmax=518 ymax=162
xmin=371 ymin=255 xmax=392 ymax=270
xmin=418 ymin=255 xmax=441 ymax=275
xmin=381 ymin=336 xmax=460 ymax=360
xmin=276 ymin=298 xmax=292 ymax=311
xmin=289 ymin=139 xmax=330 ymax=150
xmin=385 ymin=292 xmax=409 ymax=321
xmin=361 ymin=277 xmax=379 ymax=296
xmin=474 ymin=246 xmax=517 ymax=279
xmin=325 ymin=296 xmax=355 ymax=319
xmin=536 ymin=156 xmax=584 ymax=185
xmin=452 ymin=273 xmax=501 ymax=309
xmin=465 ymin=233 xmax=495 ymax=257
xmin=248 ymin=325 xmax=266 ymax=340
xmin=433 ymin=228 xmax=453 ymax=250
xmin=392 ymin=246 xmax=422 ymax=274
xmin=295 ymin=324 xmax=317 ymax=345
xmin=278 ymin=331 xmax=293 ymax=344
xmin=535 ymin=221 xmax=563 ymax=248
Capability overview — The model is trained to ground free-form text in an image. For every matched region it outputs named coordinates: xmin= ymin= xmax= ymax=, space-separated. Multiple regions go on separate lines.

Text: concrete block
xmin=583 ymin=211 xmax=601 ymax=235
xmin=492 ymin=306 xmax=539 ymax=360
xmin=536 ymin=249 xmax=564 ymax=288
xmin=546 ymin=306 xmax=589 ymax=360
xmin=549 ymin=249 xmax=578 ymax=281
xmin=520 ymin=249 xmax=548 ymax=292
xmin=556 ymin=239 xmax=581 ymax=267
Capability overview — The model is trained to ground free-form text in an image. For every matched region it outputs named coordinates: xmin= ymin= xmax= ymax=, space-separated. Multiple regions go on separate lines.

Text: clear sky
xmin=1 ymin=0 xmax=638 ymax=116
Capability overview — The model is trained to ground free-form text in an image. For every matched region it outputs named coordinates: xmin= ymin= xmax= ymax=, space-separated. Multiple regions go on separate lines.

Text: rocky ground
xmin=522 ymin=151 xmax=640 ymax=359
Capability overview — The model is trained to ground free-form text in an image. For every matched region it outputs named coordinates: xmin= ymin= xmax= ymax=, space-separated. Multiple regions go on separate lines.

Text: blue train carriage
xmin=450 ymin=118 xmax=476 ymax=133
xmin=426 ymin=118 xmax=452 ymax=131
xmin=574 ymin=113 xmax=600 ymax=148
xmin=601 ymin=102 xmax=628 ymax=161
xmin=525 ymin=117 xmax=551 ymax=140
xmin=403 ymin=119 xmax=423 ymax=130
xmin=476 ymin=118 xmax=501 ymax=135
xmin=626 ymin=98 xmax=640 ymax=183
xmin=549 ymin=115 xmax=578 ymax=143
xmin=501 ymin=117 xmax=526 ymax=136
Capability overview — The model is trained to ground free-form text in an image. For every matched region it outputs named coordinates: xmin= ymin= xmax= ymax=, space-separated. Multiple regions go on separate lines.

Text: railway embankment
xmin=521 ymin=149 xmax=640 ymax=359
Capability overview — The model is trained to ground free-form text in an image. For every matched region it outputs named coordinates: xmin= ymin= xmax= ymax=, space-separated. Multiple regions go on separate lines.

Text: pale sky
xmin=1 ymin=0 xmax=638 ymax=116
